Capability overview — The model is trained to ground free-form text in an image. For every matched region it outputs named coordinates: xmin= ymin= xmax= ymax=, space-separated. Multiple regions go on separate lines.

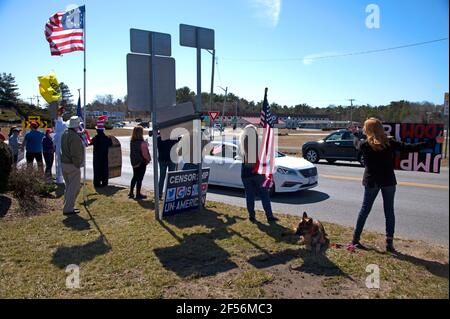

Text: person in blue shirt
xmin=22 ymin=122 xmax=45 ymax=173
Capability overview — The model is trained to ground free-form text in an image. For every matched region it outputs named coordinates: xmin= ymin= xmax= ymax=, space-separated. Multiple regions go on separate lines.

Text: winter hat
xmin=96 ymin=116 xmax=107 ymax=130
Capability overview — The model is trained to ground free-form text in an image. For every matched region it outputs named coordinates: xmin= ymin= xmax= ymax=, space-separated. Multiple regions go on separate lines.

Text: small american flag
xmin=254 ymin=88 xmax=276 ymax=188
xmin=45 ymin=5 xmax=85 ymax=56
xmin=76 ymin=95 xmax=91 ymax=146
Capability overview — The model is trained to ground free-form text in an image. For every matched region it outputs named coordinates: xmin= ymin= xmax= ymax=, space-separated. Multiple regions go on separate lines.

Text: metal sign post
xmin=180 ymin=24 xmax=215 ymax=212
xmin=127 ymin=29 xmax=175 ymax=220
xmin=149 ymin=32 xmax=161 ymax=220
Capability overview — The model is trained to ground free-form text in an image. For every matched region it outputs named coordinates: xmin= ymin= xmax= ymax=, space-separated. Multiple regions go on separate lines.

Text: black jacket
xmin=354 ymin=133 xmax=431 ymax=187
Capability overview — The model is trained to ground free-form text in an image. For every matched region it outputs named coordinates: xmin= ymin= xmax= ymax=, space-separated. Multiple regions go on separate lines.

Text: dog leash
xmin=332 ymin=242 xmax=358 ymax=252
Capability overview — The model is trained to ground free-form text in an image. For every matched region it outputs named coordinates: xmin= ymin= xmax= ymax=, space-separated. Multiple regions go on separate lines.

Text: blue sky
xmin=0 ymin=0 xmax=448 ymax=108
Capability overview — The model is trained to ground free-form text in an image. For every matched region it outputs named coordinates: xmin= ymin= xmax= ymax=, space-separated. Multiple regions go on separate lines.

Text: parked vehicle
xmin=302 ymin=129 xmax=365 ymax=166
xmin=203 ymin=141 xmax=318 ymax=195
xmin=138 ymin=121 xmax=150 ymax=128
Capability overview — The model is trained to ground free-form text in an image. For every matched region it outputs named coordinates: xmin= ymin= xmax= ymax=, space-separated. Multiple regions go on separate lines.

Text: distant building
xmin=86 ymin=111 xmax=125 ymax=122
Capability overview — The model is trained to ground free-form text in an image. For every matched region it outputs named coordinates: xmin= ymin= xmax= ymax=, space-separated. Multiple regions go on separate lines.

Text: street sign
xmin=162 ymin=168 xmax=210 ymax=217
xmin=180 ymin=24 xmax=215 ymax=50
xmin=130 ymin=29 xmax=171 ymax=56
xmin=126 ymin=53 xmax=176 ymax=111
xmin=209 ymin=111 xmax=220 ymax=122
xmin=444 ymin=92 xmax=449 ymax=116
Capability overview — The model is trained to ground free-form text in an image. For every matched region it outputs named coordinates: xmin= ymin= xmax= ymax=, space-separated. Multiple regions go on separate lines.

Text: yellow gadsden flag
xmin=38 ymin=72 xmax=61 ymax=103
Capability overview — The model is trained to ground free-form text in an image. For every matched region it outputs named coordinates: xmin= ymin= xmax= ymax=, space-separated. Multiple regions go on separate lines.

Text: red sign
xmin=209 ymin=111 xmax=220 ymax=122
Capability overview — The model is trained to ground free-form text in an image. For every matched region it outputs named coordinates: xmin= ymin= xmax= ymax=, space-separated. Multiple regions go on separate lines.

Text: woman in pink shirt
xmin=129 ymin=126 xmax=151 ymax=199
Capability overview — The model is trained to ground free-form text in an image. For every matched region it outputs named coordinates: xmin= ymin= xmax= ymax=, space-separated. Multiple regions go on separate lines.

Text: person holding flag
xmin=239 ymin=88 xmax=278 ymax=224
xmin=91 ymin=116 xmax=112 ymax=188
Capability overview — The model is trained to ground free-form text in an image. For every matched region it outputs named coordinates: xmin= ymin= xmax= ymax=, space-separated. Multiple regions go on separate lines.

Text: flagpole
xmin=83 ymin=6 xmax=87 ymax=205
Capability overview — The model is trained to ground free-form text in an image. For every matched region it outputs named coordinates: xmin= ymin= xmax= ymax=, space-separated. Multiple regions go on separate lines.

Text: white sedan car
xmin=203 ymin=141 xmax=318 ymax=195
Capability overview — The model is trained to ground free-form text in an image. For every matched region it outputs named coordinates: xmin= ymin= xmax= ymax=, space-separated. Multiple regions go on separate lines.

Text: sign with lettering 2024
xmin=162 ymin=168 xmax=210 ymax=217
xmin=383 ymin=123 xmax=444 ymax=173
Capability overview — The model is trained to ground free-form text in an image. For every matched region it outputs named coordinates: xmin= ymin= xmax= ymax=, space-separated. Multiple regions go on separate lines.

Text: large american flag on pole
xmin=45 ymin=5 xmax=85 ymax=56
xmin=254 ymin=88 xmax=276 ymax=188
xmin=76 ymin=94 xmax=91 ymax=146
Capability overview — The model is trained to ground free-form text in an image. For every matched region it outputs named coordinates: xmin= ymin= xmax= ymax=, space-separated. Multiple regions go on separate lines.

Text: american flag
xmin=76 ymin=95 xmax=91 ymax=146
xmin=254 ymin=88 xmax=276 ymax=188
xmin=45 ymin=5 xmax=85 ymax=56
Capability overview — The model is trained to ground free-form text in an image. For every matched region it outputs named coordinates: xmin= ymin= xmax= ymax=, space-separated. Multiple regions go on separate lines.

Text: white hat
xmin=67 ymin=116 xmax=80 ymax=129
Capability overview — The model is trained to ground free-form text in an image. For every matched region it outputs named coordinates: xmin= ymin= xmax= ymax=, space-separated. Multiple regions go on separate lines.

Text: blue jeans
xmin=353 ymin=186 xmax=396 ymax=241
xmin=159 ymin=161 xmax=176 ymax=195
xmin=242 ymin=175 xmax=274 ymax=220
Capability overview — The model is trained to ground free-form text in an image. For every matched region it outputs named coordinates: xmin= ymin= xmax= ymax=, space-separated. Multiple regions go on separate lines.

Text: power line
xmin=221 ymin=37 xmax=449 ymax=62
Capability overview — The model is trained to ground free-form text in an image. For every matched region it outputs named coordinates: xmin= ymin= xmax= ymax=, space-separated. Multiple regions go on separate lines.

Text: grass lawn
xmin=0 ymin=185 xmax=448 ymax=299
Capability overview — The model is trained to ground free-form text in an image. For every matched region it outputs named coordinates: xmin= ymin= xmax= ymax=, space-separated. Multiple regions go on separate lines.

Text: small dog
xmin=295 ymin=212 xmax=328 ymax=253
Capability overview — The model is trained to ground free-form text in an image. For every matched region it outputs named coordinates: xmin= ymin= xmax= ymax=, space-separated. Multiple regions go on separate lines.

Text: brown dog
xmin=295 ymin=212 xmax=328 ymax=253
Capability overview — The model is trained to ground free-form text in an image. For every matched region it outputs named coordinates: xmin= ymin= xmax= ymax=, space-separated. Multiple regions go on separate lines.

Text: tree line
xmin=1 ymin=73 xmax=446 ymax=125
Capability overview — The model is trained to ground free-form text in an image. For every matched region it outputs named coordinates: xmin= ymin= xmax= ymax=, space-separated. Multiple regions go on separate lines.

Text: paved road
xmin=84 ymin=136 xmax=449 ymax=246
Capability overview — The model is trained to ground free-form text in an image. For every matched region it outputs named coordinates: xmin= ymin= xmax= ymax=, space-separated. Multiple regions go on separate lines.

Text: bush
xmin=8 ymin=166 xmax=56 ymax=199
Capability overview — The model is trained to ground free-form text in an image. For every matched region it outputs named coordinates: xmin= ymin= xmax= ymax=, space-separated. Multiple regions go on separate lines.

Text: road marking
xmin=321 ymin=174 xmax=449 ymax=189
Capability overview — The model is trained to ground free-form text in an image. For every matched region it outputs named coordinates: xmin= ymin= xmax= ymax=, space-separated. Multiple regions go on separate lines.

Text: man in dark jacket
xmin=157 ymin=131 xmax=179 ymax=198
xmin=91 ymin=116 xmax=112 ymax=188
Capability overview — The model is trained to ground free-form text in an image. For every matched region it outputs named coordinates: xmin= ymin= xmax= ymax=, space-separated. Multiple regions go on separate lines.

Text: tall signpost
xmin=180 ymin=24 xmax=215 ymax=212
xmin=127 ymin=29 xmax=176 ymax=220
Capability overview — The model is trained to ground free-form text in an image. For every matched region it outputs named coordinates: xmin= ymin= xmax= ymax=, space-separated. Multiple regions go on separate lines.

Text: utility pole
xmin=218 ymin=86 xmax=227 ymax=135
xmin=34 ymin=95 xmax=40 ymax=108
xmin=348 ymin=99 xmax=355 ymax=124
xmin=28 ymin=97 xmax=34 ymax=106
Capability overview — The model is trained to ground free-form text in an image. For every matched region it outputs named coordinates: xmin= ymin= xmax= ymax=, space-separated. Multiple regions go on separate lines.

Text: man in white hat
xmin=60 ymin=116 xmax=84 ymax=215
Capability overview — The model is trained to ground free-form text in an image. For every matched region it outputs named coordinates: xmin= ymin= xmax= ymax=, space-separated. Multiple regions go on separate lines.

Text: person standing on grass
xmin=91 ymin=116 xmax=112 ymax=188
xmin=8 ymin=127 xmax=21 ymax=167
xmin=54 ymin=105 xmax=67 ymax=184
xmin=60 ymin=116 xmax=84 ymax=216
xmin=239 ymin=124 xmax=278 ymax=224
xmin=129 ymin=126 xmax=151 ymax=200
xmin=22 ymin=122 xmax=45 ymax=173
xmin=0 ymin=132 xmax=13 ymax=193
xmin=42 ymin=128 xmax=55 ymax=178
xmin=350 ymin=118 xmax=444 ymax=252
xmin=157 ymin=131 xmax=178 ymax=199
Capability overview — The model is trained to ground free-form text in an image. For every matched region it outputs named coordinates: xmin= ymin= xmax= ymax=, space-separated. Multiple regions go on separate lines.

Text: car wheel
xmin=327 ymin=159 xmax=336 ymax=164
xmin=358 ymin=153 xmax=365 ymax=166
xmin=305 ymin=149 xmax=320 ymax=163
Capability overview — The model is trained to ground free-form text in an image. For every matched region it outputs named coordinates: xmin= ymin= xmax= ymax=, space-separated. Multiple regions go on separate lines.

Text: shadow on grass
xmin=154 ymin=209 xmax=247 ymax=278
xmin=52 ymin=235 xmax=111 ymax=269
xmin=392 ymin=251 xmax=449 ymax=279
xmin=207 ymin=185 xmax=329 ymax=205
xmin=0 ymin=195 xmax=12 ymax=218
xmin=249 ymin=220 xmax=350 ymax=278
xmin=63 ymin=215 xmax=91 ymax=231
xmin=155 ymin=208 xmax=349 ymax=280
xmin=94 ymin=185 xmax=126 ymax=196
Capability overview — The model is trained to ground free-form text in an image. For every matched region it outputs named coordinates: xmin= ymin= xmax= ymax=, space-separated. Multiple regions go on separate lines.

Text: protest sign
xmin=383 ymin=123 xmax=444 ymax=173
xmin=162 ymin=168 xmax=210 ymax=217
xmin=108 ymin=136 xmax=122 ymax=178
